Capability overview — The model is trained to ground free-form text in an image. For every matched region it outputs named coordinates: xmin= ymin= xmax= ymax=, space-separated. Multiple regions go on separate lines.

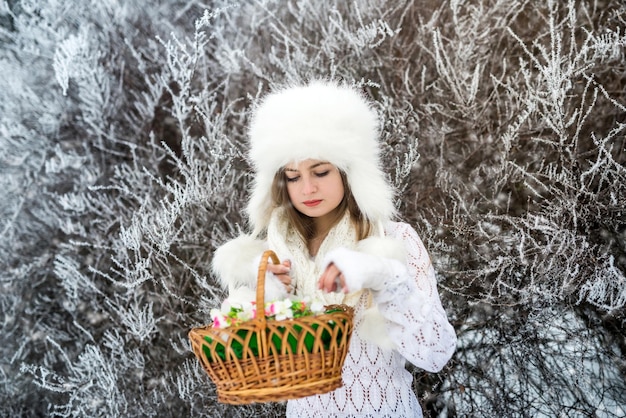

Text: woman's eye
xmin=314 ymin=170 xmax=329 ymax=178
xmin=286 ymin=176 xmax=300 ymax=183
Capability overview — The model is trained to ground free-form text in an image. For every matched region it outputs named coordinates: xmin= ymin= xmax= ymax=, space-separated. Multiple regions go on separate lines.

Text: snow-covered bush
xmin=1 ymin=0 xmax=624 ymax=416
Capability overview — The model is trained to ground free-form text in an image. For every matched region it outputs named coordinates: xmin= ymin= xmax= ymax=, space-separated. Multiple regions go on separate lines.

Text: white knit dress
xmin=284 ymin=222 xmax=457 ymax=418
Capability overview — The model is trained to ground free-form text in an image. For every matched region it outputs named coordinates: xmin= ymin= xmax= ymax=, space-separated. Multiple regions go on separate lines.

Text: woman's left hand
xmin=318 ymin=262 xmax=349 ymax=293
xmin=266 ymin=259 xmax=293 ymax=294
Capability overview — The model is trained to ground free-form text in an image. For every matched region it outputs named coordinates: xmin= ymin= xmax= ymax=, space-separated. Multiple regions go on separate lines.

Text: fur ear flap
xmin=351 ymin=239 xmax=406 ymax=352
xmin=358 ymin=305 xmax=396 ymax=351
xmin=357 ymin=236 xmax=407 ymax=263
xmin=211 ymin=235 xmax=267 ymax=291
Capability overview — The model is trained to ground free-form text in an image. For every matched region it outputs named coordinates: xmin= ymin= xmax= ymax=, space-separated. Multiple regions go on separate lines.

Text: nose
xmin=301 ymin=176 xmax=317 ymax=194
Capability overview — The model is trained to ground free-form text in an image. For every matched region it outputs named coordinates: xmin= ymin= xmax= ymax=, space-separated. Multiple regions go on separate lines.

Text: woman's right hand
xmin=266 ymin=260 xmax=293 ymax=293
xmin=318 ymin=262 xmax=348 ymax=294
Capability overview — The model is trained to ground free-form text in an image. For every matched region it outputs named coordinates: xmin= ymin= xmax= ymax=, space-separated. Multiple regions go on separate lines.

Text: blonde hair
xmin=271 ymin=168 xmax=372 ymax=242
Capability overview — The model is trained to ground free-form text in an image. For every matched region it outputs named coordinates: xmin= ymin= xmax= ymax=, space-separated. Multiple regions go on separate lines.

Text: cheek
xmin=333 ymin=177 xmax=345 ymax=200
xmin=334 ymin=185 xmax=345 ymax=203
xmin=286 ymin=183 xmax=298 ymax=203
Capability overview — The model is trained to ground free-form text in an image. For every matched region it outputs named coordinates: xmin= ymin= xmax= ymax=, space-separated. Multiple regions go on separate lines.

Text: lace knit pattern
xmin=286 ymin=222 xmax=457 ymax=417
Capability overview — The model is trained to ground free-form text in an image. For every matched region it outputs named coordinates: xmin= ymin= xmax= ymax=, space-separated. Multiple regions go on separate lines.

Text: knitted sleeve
xmin=377 ymin=222 xmax=457 ymax=372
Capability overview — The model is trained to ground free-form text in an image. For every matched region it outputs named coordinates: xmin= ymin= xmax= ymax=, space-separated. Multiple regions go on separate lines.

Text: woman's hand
xmin=318 ymin=262 xmax=349 ymax=293
xmin=266 ymin=260 xmax=293 ymax=293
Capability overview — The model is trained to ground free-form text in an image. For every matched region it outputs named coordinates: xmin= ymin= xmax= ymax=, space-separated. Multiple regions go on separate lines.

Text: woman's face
xmin=284 ymin=159 xmax=345 ymax=224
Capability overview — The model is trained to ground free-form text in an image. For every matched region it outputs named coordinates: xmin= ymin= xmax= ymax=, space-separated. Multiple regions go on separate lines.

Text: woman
xmin=212 ymin=80 xmax=457 ymax=417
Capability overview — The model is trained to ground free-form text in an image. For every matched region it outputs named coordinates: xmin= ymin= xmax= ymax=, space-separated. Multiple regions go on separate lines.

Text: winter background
xmin=1 ymin=0 xmax=625 ymax=417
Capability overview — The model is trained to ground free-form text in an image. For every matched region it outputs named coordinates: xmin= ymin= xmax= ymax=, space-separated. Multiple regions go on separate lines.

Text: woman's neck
xmin=307 ymin=234 xmax=326 ymax=257
xmin=308 ymin=209 xmax=341 ymax=256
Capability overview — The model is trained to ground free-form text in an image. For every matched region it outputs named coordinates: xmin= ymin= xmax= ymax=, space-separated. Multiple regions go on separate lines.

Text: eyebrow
xmin=284 ymin=162 xmax=330 ymax=172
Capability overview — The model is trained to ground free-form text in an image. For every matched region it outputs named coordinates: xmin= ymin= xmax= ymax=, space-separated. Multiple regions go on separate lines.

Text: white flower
xmin=270 ymin=299 xmax=294 ymax=321
xmin=236 ymin=307 xmax=254 ymax=322
xmin=310 ymin=300 xmax=325 ymax=314
xmin=221 ymin=297 xmax=245 ymax=312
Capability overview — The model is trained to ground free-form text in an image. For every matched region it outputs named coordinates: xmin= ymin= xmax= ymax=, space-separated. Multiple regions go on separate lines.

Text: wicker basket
xmin=189 ymin=250 xmax=354 ymax=404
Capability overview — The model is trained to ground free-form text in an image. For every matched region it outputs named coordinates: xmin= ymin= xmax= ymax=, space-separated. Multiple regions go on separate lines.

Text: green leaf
xmin=203 ymin=336 xmax=226 ymax=362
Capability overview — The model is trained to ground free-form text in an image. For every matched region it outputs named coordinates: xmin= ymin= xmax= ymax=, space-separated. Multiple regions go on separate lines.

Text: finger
xmin=339 ymin=274 xmax=349 ymax=293
xmin=333 ymin=275 xmax=342 ymax=292
xmin=317 ymin=268 xmax=332 ymax=291
xmin=318 ymin=264 xmax=340 ymax=292
xmin=268 ymin=263 xmax=290 ymax=276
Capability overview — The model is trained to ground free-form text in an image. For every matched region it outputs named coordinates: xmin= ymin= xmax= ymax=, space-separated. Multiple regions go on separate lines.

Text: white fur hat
xmin=246 ymin=80 xmax=396 ymax=235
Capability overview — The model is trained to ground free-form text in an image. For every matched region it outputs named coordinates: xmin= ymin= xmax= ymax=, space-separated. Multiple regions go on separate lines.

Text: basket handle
xmin=256 ymin=250 xmax=280 ymax=325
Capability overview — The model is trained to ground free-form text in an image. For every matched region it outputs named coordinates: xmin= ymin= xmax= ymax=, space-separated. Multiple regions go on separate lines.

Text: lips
xmin=303 ymin=200 xmax=322 ymax=207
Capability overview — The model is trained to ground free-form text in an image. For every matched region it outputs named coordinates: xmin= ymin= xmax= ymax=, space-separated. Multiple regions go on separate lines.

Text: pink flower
xmin=210 ymin=308 xmax=229 ymax=329
xmin=265 ymin=302 xmax=277 ymax=316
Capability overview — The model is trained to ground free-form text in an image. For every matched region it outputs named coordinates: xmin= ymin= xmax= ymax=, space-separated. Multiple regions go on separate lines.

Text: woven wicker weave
xmin=189 ymin=250 xmax=354 ymax=404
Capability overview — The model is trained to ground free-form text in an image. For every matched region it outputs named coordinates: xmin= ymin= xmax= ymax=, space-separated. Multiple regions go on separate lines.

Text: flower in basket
xmin=201 ymin=296 xmax=347 ymax=362
xmin=209 ymin=298 xmax=256 ymax=329
xmin=210 ymin=296 xmax=326 ymax=329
